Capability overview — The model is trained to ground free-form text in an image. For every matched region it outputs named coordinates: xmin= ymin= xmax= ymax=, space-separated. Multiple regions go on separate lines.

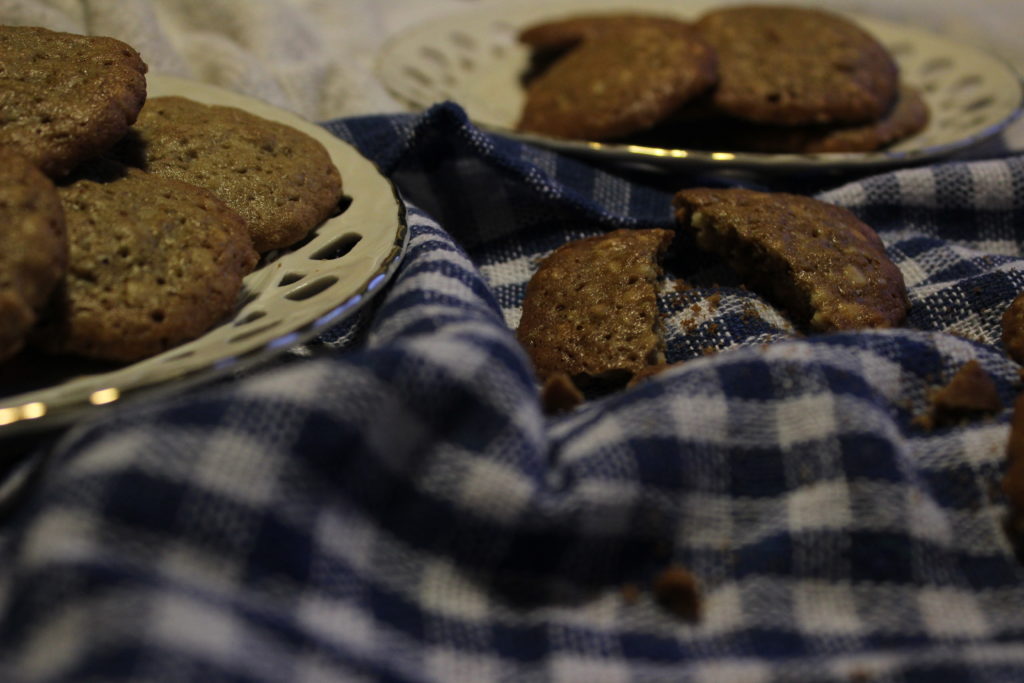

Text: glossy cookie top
xmin=0 ymin=25 xmax=147 ymax=177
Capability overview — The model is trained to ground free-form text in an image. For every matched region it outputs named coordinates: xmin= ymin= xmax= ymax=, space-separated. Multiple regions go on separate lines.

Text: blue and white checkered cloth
xmin=3 ymin=102 xmax=1024 ymax=682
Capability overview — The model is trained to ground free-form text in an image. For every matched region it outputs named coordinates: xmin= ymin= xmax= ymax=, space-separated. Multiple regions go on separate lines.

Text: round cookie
xmin=115 ymin=96 xmax=343 ymax=253
xmin=519 ymin=13 xmax=695 ymax=52
xmin=0 ymin=149 xmax=67 ymax=362
xmin=673 ymin=188 xmax=909 ymax=332
xmin=38 ymin=161 xmax=258 ymax=363
xmin=516 ymin=20 xmax=717 ymax=140
xmin=714 ymin=85 xmax=929 ymax=153
xmin=695 ymin=5 xmax=899 ymax=126
xmin=0 ymin=25 xmax=147 ymax=177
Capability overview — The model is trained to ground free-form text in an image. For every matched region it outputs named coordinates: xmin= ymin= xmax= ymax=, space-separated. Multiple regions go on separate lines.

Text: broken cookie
xmin=517 ymin=228 xmax=673 ymax=393
xmin=673 ymin=188 xmax=909 ymax=333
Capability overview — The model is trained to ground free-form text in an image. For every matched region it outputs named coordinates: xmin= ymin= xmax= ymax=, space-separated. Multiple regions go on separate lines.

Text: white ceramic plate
xmin=0 ymin=75 xmax=408 ymax=435
xmin=376 ymin=0 xmax=1024 ymax=173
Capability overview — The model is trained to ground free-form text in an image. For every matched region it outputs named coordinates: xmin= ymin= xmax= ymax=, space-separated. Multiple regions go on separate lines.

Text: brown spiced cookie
xmin=673 ymin=188 xmax=909 ymax=332
xmin=0 ymin=149 xmax=67 ymax=362
xmin=37 ymin=161 xmax=258 ymax=363
xmin=695 ymin=5 xmax=899 ymax=126
xmin=114 ymin=96 xmax=343 ymax=253
xmin=0 ymin=25 xmax=147 ymax=177
xmin=517 ymin=20 xmax=716 ymax=140
xmin=711 ymin=85 xmax=929 ymax=153
xmin=519 ymin=13 xmax=694 ymax=52
xmin=517 ymin=228 xmax=673 ymax=391
xmin=1001 ymin=291 xmax=1024 ymax=365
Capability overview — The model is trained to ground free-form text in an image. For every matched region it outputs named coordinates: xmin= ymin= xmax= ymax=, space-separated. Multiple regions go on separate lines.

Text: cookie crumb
xmin=929 ymin=360 xmax=1003 ymax=427
xmin=1003 ymin=393 xmax=1024 ymax=556
xmin=652 ymin=565 xmax=701 ymax=622
xmin=540 ymin=372 xmax=584 ymax=414
xmin=1003 ymin=292 xmax=1024 ymax=365
xmin=620 ymin=583 xmax=641 ymax=605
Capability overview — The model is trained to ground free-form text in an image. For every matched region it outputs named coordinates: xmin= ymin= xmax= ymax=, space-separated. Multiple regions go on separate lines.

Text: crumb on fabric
xmin=916 ymin=360 xmax=1003 ymax=430
xmin=652 ymin=565 xmax=701 ymax=622
xmin=540 ymin=372 xmax=584 ymax=414
xmin=1002 ymin=393 xmax=1024 ymax=557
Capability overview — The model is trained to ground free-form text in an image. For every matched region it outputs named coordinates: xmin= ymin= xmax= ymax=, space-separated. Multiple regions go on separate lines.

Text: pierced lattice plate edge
xmin=0 ymin=75 xmax=408 ymax=436
xmin=375 ymin=0 xmax=1024 ymax=174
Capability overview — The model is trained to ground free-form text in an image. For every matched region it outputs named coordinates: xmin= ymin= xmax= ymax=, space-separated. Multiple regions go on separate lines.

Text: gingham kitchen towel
xmin=2 ymin=103 xmax=1024 ymax=682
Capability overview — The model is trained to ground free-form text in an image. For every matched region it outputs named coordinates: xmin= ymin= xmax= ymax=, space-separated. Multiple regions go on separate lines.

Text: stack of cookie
xmin=0 ymin=25 xmax=344 ymax=365
xmin=516 ymin=4 xmax=928 ymax=154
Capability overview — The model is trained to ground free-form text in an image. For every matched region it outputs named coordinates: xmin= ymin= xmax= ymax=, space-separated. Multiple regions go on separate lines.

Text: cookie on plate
xmin=673 ymin=188 xmax=909 ymax=332
xmin=0 ymin=25 xmax=147 ymax=177
xmin=517 ymin=19 xmax=716 ymax=140
xmin=114 ymin=96 xmax=343 ymax=253
xmin=695 ymin=5 xmax=899 ymax=126
xmin=710 ymin=85 xmax=929 ymax=153
xmin=517 ymin=228 xmax=673 ymax=390
xmin=0 ymin=149 xmax=67 ymax=362
xmin=37 ymin=161 xmax=258 ymax=363
xmin=520 ymin=13 xmax=695 ymax=52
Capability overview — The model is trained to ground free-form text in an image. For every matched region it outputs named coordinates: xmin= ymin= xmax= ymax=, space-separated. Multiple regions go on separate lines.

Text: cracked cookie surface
xmin=673 ymin=188 xmax=909 ymax=333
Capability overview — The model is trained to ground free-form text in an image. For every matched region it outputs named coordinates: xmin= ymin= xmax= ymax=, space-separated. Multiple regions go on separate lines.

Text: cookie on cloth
xmin=1001 ymin=292 xmax=1024 ymax=365
xmin=673 ymin=188 xmax=909 ymax=332
xmin=114 ymin=96 xmax=343 ymax=253
xmin=36 ymin=161 xmax=258 ymax=363
xmin=517 ymin=228 xmax=674 ymax=391
xmin=695 ymin=5 xmax=899 ymax=126
xmin=709 ymin=85 xmax=929 ymax=153
xmin=0 ymin=25 xmax=147 ymax=177
xmin=0 ymin=149 xmax=67 ymax=362
xmin=516 ymin=19 xmax=716 ymax=140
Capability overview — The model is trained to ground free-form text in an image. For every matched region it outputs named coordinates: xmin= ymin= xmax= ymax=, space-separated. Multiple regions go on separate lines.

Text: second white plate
xmin=376 ymin=0 xmax=1024 ymax=173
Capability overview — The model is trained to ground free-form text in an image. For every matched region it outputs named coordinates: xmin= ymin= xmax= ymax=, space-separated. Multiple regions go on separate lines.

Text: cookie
xmin=711 ymin=85 xmax=929 ymax=153
xmin=37 ymin=161 xmax=258 ymax=363
xmin=0 ymin=25 xmax=147 ymax=177
xmin=517 ymin=20 xmax=716 ymax=140
xmin=519 ymin=13 xmax=695 ymax=52
xmin=0 ymin=149 xmax=67 ymax=362
xmin=1003 ymin=393 xmax=1024 ymax=555
xmin=114 ymin=96 xmax=343 ymax=253
xmin=1002 ymin=292 xmax=1024 ymax=365
xmin=927 ymin=360 xmax=1002 ymax=428
xmin=695 ymin=5 xmax=899 ymax=126
xmin=516 ymin=228 xmax=673 ymax=390
xmin=673 ymin=188 xmax=909 ymax=332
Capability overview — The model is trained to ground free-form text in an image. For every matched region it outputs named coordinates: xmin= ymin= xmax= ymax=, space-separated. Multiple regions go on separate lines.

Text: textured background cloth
xmin=2 ymin=102 xmax=1024 ymax=682
xmin=3 ymin=2 xmax=1024 ymax=682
